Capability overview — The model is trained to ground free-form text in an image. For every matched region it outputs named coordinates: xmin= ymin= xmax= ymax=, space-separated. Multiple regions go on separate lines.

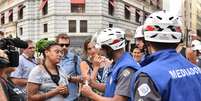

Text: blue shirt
xmin=10 ymin=54 xmax=37 ymax=79
xmin=59 ymin=51 xmax=81 ymax=101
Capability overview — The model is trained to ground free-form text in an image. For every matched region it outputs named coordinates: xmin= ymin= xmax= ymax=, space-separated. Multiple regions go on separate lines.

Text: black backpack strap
xmin=0 ymin=77 xmax=9 ymax=100
xmin=74 ymin=55 xmax=79 ymax=75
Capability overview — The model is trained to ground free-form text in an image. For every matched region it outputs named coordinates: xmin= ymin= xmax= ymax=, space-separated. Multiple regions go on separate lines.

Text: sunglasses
xmin=59 ymin=44 xmax=70 ymax=47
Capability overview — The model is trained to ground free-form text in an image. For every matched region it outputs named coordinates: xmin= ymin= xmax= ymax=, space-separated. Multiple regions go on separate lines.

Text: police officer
xmin=135 ymin=25 xmax=145 ymax=51
xmin=81 ymin=28 xmax=140 ymax=101
xmin=191 ymin=40 xmax=201 ymax=67
xmin=131 ymin=11 xmax=201 ymax=101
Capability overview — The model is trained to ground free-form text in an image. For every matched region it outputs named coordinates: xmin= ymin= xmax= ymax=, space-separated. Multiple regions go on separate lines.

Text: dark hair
xmin=133 ymin=45 xmax=143 ymax=53
xmin=0 ymin=31 xmax=4 ymax=36
xmin=83 ymin=37 xmax=92 ymax=55
xmin=148 ymin=41 xmax=179 ymax=51
xmin=23 ymin=40 xmax=33 ymax=49
xmin=197 ymin=29 xmax=201 ymax=38
xmin=55 ymin=33 xmax=70 ymax=43
xmin=42 ymin=42 xmax=59 ymax=57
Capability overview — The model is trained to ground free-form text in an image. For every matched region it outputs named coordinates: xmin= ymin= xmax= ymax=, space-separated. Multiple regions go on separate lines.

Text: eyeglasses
xmin=59 ymin=44 xmax=70 ymax=47
xmin=27 ymin=47 xmax=35 ymax=49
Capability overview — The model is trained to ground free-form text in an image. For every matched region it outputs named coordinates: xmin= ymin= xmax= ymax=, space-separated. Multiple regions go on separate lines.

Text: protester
xmin=10 ymin=40 xmax=37 ymax=91
xmin=132 ymin=46 xmax=143 ymax=64
xmin=27 ymin=38 xmax=68 ymax=101
xmin=80 ymin=38 xmax=111 ymax=96
xmin=191 ymin=40 xmax=201 ymax=67
xmin=56 ymin=33 xmax=81 ymax=101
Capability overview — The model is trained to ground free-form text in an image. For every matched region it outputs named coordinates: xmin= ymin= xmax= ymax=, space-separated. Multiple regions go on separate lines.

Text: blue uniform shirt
xmin=131 ymin=49 xmax=201 ymax=101
xmin=104 ymin=52 xmax=140 ymax=99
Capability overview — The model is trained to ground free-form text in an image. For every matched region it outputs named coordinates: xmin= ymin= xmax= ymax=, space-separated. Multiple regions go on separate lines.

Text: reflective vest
xmin=105 ymin=52 xmax=140 ymax=99
xmin=131 ymin=49 xmax=201 ymax=101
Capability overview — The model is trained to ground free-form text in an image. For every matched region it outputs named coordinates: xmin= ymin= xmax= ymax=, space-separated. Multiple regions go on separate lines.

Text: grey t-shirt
xmin=114 ymin=68 xmax=135 ymax=98
xmin=28 ymin=66 xmax=69 ymax=101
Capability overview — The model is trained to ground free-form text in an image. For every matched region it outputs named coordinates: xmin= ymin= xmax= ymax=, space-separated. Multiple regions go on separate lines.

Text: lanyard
xmin=43 ymin=64 xmax=60 ymax=86
xmin=22 ymin=55 xmax=38 ymax=65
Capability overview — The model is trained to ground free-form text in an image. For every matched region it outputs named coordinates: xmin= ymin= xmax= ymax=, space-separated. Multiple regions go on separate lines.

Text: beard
xmin=106 ymin=51 xmax=113 ymax=60
xmin=62 ymin=48 xmax=68 ymax=55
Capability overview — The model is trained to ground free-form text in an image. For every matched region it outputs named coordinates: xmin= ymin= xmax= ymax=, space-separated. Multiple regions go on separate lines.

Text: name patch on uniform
xmin=169 ymin=66 xmax=201 ymax=79
xmin=138 ymin=83 xmax=151 ymax=96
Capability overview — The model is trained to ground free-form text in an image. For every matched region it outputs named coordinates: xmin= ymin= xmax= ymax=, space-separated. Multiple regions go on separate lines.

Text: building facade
xmin=182 ymin=0 xmax=201 ymax=45
xmin=0 ymin=0 xmax=162 ymax=48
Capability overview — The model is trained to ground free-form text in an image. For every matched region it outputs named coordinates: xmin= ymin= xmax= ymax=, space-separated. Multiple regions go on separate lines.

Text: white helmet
xmin=143 ymin=11 xmax=182 ymax=43
xmin=94 ymin=28 xmax=126 ymax=50
xmin=134 ymin=25 xmax=144 ymax=38
xmin=191 ymin=40 xmax=201 ymax=52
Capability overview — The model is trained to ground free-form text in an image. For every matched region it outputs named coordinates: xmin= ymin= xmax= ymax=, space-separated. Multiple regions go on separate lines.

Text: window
xmin=43 ymin=23 xmax=48 ymax=33
xmin=144 ymin=12 xmax=149 ymax=21
xmin=42 ymin=0 xmax=48 ymax=15
xmin=71 ymin=0 xmax=85 ymax=13
xmin=150 ymin=0 xmax=153 ymax=5
xmin=156 ymin=0 xmax=160 ymax=9
xmin=125 ymin=5 xmax=131 ymax=20
xmin=109 ymin=0 xmax=115 ymax=16
xmin=19 ymin=27 xmax=23 ymax=35
xmin=71 ymin=4 xmax=85 ymax=13
xmin=109 ymin=23 xmax=113 ymax=28
xmin=135 ymin=9 xmax=140 ymax=23
xmin=1 ymin=13 xmax=5 ymax=25
xmin=8 ymin=10 xmax=13 ymax=22
xmin=69 ymin=20 xmax=76 ymax=32
xmin=80 ymin=20 xmax=87 ymax=33
xmin=18 ymin=5 xmax=25 ymax=20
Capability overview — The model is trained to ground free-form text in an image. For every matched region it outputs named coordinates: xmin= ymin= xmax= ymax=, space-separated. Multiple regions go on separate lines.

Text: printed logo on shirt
xmin=169 ymin=66 xmax=201 ymax=79
xmin=138 ymin=83 xmax=151 ymax=96
xmin=13 ymin=88 xmax=23 ymax=94
xmin=122 ymin=69 xmax=131 ymax=77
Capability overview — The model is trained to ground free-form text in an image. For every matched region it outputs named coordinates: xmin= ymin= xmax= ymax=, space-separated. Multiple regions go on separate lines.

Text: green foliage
xmin=35 ymin=38 xmax=56 ymax=56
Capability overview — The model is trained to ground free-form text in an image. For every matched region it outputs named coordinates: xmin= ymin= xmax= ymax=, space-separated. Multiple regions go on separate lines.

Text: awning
xmin=39 ymin=0 xmax=48 ymax=10
xmin=8 ymin=10 xmax=13 ymax=17
xmin=18 ymin=5 xmax=25 ymax=11
xmin=109 ymin=0 xmax=115 ymax=7
xmin=150 ymin=0 xmax=158 ymax=6
xmin=71 ymin=0 xmax=85 ymax=4
xmin=125 ymin=6 xmax=131 ymax=12
xmin=137 ymin=10 xmax=144 ymax=16
xmin=0 ymin=14 xmax=4 ymax=19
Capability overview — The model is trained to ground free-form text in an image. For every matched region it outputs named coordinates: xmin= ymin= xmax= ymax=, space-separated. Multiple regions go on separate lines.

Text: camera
xmin=0 ymin=38 xmax=28 ymax=67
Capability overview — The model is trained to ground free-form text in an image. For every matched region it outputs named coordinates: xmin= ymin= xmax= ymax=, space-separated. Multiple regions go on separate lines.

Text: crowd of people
xmin=0 ymin=10 xmax=201 ymax=101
